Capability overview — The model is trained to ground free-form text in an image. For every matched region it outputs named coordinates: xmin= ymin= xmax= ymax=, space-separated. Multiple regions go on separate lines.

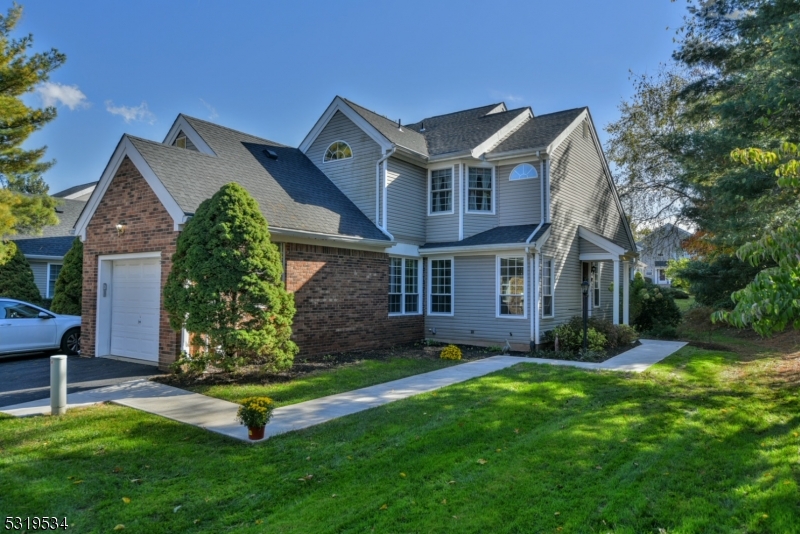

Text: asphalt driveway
xmin=0 ymin=355 xmax=163 ymax=407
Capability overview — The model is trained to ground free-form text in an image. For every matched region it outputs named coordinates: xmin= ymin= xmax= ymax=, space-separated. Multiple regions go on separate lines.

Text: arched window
xmin=324 ymin=141 xmax=353 ymax=162
xmin=509 ymin=163 xmax=538 ymax=181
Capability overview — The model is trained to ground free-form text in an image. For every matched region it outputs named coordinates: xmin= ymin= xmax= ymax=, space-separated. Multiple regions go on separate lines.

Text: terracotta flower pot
xmin=248 ymin=426 xmax=265 ymax=440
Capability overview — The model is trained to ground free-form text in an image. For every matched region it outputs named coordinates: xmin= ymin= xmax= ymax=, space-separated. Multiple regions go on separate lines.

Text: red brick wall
xmin=285 ymin=243 xmax=423 ymax=354
xmin=81 ymin=156 xmax=181 ymax=369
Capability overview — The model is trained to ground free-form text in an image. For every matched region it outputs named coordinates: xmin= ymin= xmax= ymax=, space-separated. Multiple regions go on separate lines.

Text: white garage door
xmin=110 ymin=258 xmax=161 ymax=362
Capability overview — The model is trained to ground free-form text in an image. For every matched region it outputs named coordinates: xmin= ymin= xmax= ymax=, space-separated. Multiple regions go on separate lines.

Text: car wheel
xmin=61 ymin=327 xmax=81 ymax=356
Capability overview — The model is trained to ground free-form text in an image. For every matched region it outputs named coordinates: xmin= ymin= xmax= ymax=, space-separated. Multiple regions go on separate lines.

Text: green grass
xmin=675 ymin=295 xmax=696 ymax=312
xmin=2 ymin=348 xmax=800 ymax=533
xmin=187 ymin=357 xmax=465 ymax=406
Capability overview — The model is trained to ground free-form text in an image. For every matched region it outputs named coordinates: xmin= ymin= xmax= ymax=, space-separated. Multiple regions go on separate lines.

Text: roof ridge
xmin=178 ymin=114 xmax=289 ymax=147
xmin=411 ymin=102 xmax=505 ymax=124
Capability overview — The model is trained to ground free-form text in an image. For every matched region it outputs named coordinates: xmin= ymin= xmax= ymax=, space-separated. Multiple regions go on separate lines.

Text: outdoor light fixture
xmin=581 ymin=281 xmax=590 ymax=353
xmin=116 ymin=222 xmax=127 ymax=236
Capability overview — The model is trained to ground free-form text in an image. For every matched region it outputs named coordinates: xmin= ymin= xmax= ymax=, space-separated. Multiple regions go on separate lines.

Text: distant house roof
xmin=52 ymin=181 xmax=97 ymax=200
xmin=127 ymin=116 xmax=390 ymax=243
xmin=6 ymin=197 xmax=85 ymax=250
xmin=12 ymin=236 xmax=76 ymax=258
xmin=421 ymin=223 xmax=551 ymax=250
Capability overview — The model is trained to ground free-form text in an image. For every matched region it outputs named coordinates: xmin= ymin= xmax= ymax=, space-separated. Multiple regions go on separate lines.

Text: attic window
xmin=176 ymin=135 xmax=187 ymax=149
xmin=324 ymin=141 xmax=352 ymax=162
xmin=509 ymin=163 xmax=538 ymax=181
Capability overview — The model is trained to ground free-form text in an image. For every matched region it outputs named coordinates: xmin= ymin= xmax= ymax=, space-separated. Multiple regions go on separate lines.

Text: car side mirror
xmin=38 ymin=311 xmax=53 ymax=319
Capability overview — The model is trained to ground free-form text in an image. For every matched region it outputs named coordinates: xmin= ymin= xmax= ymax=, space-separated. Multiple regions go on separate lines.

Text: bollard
xmin=50 ymin=355 xmax=67 ymax=415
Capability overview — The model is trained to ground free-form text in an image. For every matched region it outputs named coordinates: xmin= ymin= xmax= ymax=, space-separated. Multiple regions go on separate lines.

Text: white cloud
xmin=490 ymin=90 xmax=525 ymax=104
xmin=37 ymin=82 xmax=89 ymax=110
xmin=105 ymin=100 xmax=156 ymax=124
xmin=199 ymin=98 xmax=218 ymax=120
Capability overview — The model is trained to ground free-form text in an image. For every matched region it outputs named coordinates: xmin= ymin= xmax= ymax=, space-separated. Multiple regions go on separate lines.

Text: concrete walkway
xmin=0 ymin=339 xmax=686 ymax=442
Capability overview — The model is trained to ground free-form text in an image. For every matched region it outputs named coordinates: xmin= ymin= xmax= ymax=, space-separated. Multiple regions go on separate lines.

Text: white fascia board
xmin=269 ymin=226 xmax=394 ymax=250
xmin=73 ymin=136 xmax=188 ymax=240
xmin=386 ymin=242 xmax=420 ymax=257
xmin=484 ymin=148 xmax=546 ymax=163
xmin=471 ymin=109 xmax=533 ymax=159
xmin=24 ymin=254 xmax=64 ymax=261
xmin=578 ymin=226 xmax=627 ymax=256
xmin=299 ymin=96 xmax=394 ymax=154
xmin=427 ymin=150 xmax=473 ymax=163
xmin=579 ymin=252 xmax=616 ymax=261
xmin=98 ymin=251 xmax=162 ymax=261
xmin=163 ymin=115 xmax=217 ymax=156
xmin=420 ymin=244 xmax=526 ymax=256
xmin=61 ymin=185 xmax=96 ymax=200
xmin=546 ymin=109 xmax=589 ymax=155
xmin=531 ymin=226 xmax=552 ymax=251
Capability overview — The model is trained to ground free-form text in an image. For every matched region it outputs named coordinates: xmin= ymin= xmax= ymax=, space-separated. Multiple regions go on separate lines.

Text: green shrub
xmin=440 ymin=345 xmax=462 ymax=360
xmin=566 ymin=316 xmax=638 ymax=349
xmin=0 ymin=241 xmax=41 ymax=305
xmin=533 ymin=349 xmax=607 ymax=363
xmin=547 ymin=323 xmax=606 ymax=352
xmin=645 ymin=324 xmax=679 ymax=339
xmin=671 ymin=289 xmax=690 ymax=299
xmin=50 ymin=238 xmax=82 ymax=315
xmin=630 ymin=275 xmax=682 ymax=332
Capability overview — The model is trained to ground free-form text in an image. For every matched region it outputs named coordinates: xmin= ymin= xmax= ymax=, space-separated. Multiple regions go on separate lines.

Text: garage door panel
xmin=110 ymin=258 xmax=160 ymax=362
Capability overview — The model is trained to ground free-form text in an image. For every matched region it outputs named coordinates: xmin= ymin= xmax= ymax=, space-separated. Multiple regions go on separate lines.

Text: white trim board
xmin=73 ymin=136 xmax=188 ymax=239
xmin=495 ymin=254 xmax=528 ymax=320
xmin=162 ymin=115 xmax=217 ymax=156
xmin=578 ymin=226 xmax=626 ymax=256
xmin=472 ymin=108 xmax=532 ymax=158
xmin=299 ymin=96 xmax=394 ymax=154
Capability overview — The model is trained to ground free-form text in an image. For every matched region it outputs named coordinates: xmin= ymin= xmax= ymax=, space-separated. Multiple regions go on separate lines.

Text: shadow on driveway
xmin=0 ymin=355 xmax=163 ymax=408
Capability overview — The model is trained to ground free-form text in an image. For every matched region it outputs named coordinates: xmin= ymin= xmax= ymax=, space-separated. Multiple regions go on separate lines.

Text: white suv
xmin=0 ymin=299 xmax=81 ymax=357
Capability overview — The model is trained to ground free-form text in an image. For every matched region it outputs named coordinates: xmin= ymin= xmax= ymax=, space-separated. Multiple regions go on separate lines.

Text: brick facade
xmin=285 ymin=243 xmax=423 ymax=354
xmin=81 ymin=158 xmax=422 ymax=370
xmin=81 ymin=157 xmax=182 ymax=369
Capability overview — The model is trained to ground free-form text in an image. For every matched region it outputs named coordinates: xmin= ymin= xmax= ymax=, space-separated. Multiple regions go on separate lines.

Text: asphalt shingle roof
xmin=52 ymin=181 xmax=97 ymax=198
xmin=12 ymin=236 xmax=77 ymax=257
xmin=488 ymin=108 xmax=586 ymax=154
xmin=420 ymin=223 xmax=551 ymax=249
xmin=129 ymin=116 xmax=389 ymax=242
xmin=7 ymin=198 xmax=85 ymax=241
xmin=343 ymin=99 xmax=429 ymax=157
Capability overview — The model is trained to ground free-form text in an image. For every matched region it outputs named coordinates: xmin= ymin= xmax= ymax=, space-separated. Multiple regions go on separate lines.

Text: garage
xmin=96 ymin=253 xmax=162 ymax=364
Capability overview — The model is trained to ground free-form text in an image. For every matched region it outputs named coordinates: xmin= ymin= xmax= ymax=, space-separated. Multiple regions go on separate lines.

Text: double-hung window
xmin=468 ymin=167 xmax=493 ymax=212
xmin=592 ymin=262 xmax=600 ymax=308
xmin=498 ymin=257 xmax=525 ymax=317
xmin=47 ymin=264 xmax=62 ymax=298
xmin=429 ymin=259 xmax=453 ymax=315
xmin=389 ymin=258 xmax=420 ymax=315
xmin=542 ymin=258 xmax=554 ymax=318
xmin=430 ymin=168 xmax=453 ymax=214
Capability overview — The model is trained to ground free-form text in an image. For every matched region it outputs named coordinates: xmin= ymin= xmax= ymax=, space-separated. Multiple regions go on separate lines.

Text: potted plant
xmin=236 ymin=397 xmax=275 ymax=440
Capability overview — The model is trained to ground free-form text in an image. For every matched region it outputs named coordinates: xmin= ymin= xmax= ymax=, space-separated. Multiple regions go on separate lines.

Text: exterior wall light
xmin=116 ymin=222 xmax=127 ymax=236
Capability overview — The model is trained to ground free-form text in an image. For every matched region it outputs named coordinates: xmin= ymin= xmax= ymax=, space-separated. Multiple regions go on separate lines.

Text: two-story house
xmin=74 ymin=96 xmax=636 ymax=368
xmin=636 ymin=224 xmax=691 ymax=285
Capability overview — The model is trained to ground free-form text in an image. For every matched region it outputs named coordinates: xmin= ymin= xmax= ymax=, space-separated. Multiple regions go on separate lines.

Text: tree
xmin=50 ymin=238 xmax=82 ymax=315
xmin=163 ymin=183 xmax=298 ymax=371
xmin=0 ymin=240 xmax=41 ymax=304
xmin=0 ymin=4 xmax=65 ymax=254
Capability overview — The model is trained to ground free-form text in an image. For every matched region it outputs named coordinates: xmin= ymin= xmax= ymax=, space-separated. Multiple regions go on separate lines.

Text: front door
xmin=582 ymin=262 xmax=590 ymax=317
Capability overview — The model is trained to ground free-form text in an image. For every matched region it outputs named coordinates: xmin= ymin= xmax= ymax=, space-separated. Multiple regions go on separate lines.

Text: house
xmin=636 ymin=224 xmax=691 ymax=285
xmin=6 ymin=182 xmax=96 ymax=300
xmin=73 ymin=96 xmax=637 ymax=369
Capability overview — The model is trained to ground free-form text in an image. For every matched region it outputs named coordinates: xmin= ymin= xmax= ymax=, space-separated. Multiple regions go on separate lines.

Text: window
xmin=429 ymin=168 xmax=453 ymax=214
xmin=47 ymin=264 xmax=62 ymax=298
xmin=592 ymin=263 xmax=600 ymax=308
xmin=175 ymin=135 xmax=187 ymax=149
xmin=658 ymin=269 xmax=667 ymax=282
xmin=389 ymin=258 xmax=420 ymax=315
xmin=542 ymin=258 xmax=554 ymax=318
xmin=468 ymin=167 xmax=493 ymax=212
xmin=509 ymin=163 xmax=538 ymax=181
xmin=2 ymin=300 xmax=42 ymax=319
xmin=323 ymin=141 xmax=352 ymax=162
xmin=498 ymin=257 xmax=525 ymax=317
xmin=429 ymin=259 xmax=453 ymax=315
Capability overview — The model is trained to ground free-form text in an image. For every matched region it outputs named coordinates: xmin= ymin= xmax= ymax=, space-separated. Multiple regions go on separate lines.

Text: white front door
xmin=110 ymin=258 xmax=160 ymax=362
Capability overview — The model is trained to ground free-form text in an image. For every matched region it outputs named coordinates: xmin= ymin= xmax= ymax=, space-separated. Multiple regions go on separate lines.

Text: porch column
xmin=622 ymin=262 xmax=630 ymax=325
xmin=613 ymin=259 xmax=620 ymax=325
xmin=532 ymin=253 xmax=540 ymax=345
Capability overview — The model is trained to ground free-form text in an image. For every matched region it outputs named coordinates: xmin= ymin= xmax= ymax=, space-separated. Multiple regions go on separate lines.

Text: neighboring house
xmin=74 ymin=96 xmax=637 ymax=369
xmin=6 ymin=183 xmax=96 ymax=299
xmin=637 ymin=224 xmax=691 ymax=285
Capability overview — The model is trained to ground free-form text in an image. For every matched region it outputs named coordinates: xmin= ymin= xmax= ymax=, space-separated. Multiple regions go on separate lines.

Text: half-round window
xmin=509 ymin=163 xmax=538 ymax=181
xmin=324 ymin=141 xmax=353 ymax=162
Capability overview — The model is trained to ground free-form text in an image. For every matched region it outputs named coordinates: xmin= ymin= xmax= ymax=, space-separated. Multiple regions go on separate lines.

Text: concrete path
xmin=0 ymin=339 xmax=686 ymax=442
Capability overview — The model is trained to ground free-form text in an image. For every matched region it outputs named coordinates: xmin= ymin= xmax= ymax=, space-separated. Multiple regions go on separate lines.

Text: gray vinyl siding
xmin=386 ymin=157 xmax=426 ymax=244
xmin=579 ymin=238 xmax=607 ymax=255
xmin=425 ymin=255 xmax=530 ymax=346
xmin=307 ymin=110 xmax=382 ymax=224
xmin=539 ymin=124 xmax=633 ymax=331
xmin=426 ymin=164 xmax=460 ymax=243
xmin=496 ymin=161 xmax=542 ymax=227
xmin=29 ymin=261 xmax=48 ymax=298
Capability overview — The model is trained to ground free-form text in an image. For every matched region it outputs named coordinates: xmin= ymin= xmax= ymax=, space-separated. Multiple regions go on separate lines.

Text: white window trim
xmin=593 ymin=262 xmax=601 ymax=308
xmin=509 ymin=162 xmax=538 ymax=181
xmin=46 ymin=263 xmax=63 ymax=299
xmin=427 ymin=165 xmax=455 ymax=216
xmin=427 ymin=256 xmax=454 ymax=317
xmin=389 ymin=257 xmax=422 ymax=316
xmin=323 ymin=140 xmax=354 ymax=163
xmin=541 ymin=257 xmax=555 ymax=319
xmin=495 ymin=255 xmax=527 ymax=319
xmin=465 ymin=164 xmax=496 ymax=215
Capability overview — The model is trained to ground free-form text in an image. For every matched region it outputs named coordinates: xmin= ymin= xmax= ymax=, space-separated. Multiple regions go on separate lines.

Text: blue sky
xmin=19 ymin=0 xmax=687 ymax=194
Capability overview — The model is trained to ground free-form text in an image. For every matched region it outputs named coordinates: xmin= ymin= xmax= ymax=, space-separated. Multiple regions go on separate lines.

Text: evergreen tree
xmin=0 ymin=240 xmax=41 ymax=304
xmin=50 ymin=238 xmax=82 ymax=315
xmin=164 ymin=183 xmax=298 ymax=371
xmin=0 ymin=4 xmax=64 ymax=253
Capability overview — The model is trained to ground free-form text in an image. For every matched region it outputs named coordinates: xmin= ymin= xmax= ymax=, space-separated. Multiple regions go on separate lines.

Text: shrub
xmin=0 ymin=240 xmax=41 ymax=305
xmin=533 ymin=349 xmax=607 ymax=363
xmin=671 ymin=289 xmax=690 ymax=299
xmin=645 ymin=324 xmax=679 ymax=339
xmin=50 ymin=238 xmax=82 ymax=315
xmin=673 ymin=254 xmax=764 ymax=309
xmin=566 ymin=316 xmax=638 ymax=349
xmin=547 ymin=323 xmax=606 ymax=352
xmin=235 ymin=397 xmax=275 ymax=428
xmin=630 ymin=275 xmax=682 ymax=332
xmin=440 ymin=345 xmax=462 ymax=360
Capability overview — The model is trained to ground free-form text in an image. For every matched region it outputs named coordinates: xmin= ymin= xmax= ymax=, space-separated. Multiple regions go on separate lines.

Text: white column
xmin=613 ymin=259 xmax=620 ymax=325
xmin=623 ymin=262 xmax=630 ymax=325
xmin=533 ymin=253 xmax=540 ymax=345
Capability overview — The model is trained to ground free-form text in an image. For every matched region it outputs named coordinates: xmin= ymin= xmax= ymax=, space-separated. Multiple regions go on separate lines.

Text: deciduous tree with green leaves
xmin=163 ymin=183 xmax=298 ymax=372
xmin=50 ymin=238 xmax=82 ymax=315
xmin=0 ymin=239 xmax=41 ymax=304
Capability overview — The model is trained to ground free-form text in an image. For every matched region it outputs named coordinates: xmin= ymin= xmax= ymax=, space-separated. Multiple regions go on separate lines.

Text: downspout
xmin=376 ymin=147 xmax=396 ymax=238
xmin=525 ymin=153 xmax=546 ymax=349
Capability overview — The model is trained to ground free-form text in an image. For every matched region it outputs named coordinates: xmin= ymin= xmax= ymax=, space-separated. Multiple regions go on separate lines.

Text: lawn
xmin=675 ymin=295 xmax=695 ymax=312
xmin=2 ymin=345 xmax=800 ymax=533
